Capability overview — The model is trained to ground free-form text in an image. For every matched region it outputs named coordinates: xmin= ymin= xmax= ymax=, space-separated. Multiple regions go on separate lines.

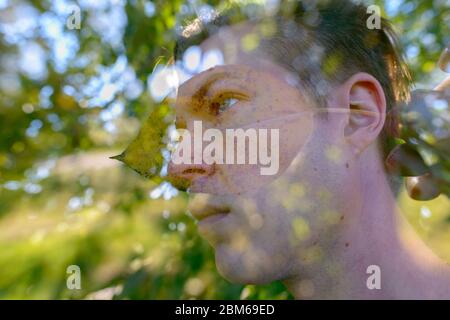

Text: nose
xmin=167 ymin=161 xmax=215 ymax=191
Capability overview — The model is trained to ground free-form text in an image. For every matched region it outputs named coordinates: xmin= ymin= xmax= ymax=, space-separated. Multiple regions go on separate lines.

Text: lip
xmin=197 ymin=212 xmax=229 ymax=227
xmin=189 ymin=201 xmax=231 ymax=221
xmin=188 ymin=198 xmax=234 ymax=242
xmin=196 ymin=210 xmax=234 ymax=242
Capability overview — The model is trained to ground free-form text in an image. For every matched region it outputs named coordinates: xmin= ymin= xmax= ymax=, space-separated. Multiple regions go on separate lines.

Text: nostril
xmin=167 ymin=163 xmax=214 ymax=191
xmin=182 ymin=168 xmax=206 ymax=175
xmin=168 ymin=163 xmax=215 ymax=186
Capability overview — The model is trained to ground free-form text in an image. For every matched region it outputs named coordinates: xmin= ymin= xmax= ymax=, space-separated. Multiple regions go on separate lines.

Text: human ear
xmin=341 ymin=73 xmax=387 ymax=155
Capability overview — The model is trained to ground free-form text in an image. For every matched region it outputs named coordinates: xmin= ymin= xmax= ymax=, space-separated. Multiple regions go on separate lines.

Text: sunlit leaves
xmin=391 ymin=89 xmax=450 ymax=199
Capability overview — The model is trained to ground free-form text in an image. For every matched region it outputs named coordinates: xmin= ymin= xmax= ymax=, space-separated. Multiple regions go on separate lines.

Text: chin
xmin=214 ymin=243 xmax=285 ymax=285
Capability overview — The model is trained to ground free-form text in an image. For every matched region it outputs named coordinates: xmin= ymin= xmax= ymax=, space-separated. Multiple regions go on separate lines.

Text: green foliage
xmin=0 ymin=0 xmax=448 ymax=299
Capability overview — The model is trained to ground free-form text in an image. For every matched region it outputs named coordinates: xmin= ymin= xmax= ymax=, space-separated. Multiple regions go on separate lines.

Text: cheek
xmin=214 ymin=211 xmax=296 ymax=284
xmin=234 ymin=189 xmax=298 ymax=250
xmin=240 ymin=157 xmax=322 ymax=244
xmin=199 ymin=112 xmax=315 ymax=196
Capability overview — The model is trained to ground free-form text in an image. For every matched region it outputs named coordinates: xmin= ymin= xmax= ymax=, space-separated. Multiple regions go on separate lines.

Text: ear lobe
xmin=343 ymin=73 xmax=387 ymax=155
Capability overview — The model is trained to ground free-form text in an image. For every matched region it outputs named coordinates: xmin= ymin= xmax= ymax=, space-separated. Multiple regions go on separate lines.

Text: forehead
xmin=187 ymin=21 xmax=296 ymax=86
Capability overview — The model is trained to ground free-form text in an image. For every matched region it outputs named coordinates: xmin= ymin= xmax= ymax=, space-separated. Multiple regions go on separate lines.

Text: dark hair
xmin=174 ymin=0 xmax=413 ymax=194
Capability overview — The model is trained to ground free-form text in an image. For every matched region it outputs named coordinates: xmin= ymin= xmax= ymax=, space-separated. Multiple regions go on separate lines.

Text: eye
xmin=210 ymin=93 xmax=246 ymax=115
xmin=218 ymin=98 xmax=239 ymax=112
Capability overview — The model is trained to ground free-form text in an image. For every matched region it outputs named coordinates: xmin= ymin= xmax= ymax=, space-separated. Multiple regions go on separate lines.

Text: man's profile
xmin=156 ymin=0 xmax=450 ymax=299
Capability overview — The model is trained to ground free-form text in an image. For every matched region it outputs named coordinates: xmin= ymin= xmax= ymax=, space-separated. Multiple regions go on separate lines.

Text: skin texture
xmin=167 ymin=22 xmax=450 ymax=299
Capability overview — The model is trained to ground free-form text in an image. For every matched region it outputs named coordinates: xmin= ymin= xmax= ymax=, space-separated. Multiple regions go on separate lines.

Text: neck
xmin=285 ymin=149 xmax=450 ymax=299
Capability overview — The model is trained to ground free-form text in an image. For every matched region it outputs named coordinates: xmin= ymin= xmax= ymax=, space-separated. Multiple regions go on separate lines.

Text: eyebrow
xmin=191 ymin=72 xmax=228 ymax=103
xmin=177 ymin=65 xmax=251 ymax=111
xmin=160 ymin=73 xmax=222 ymax=112
xmin=183 ymin=72 xmax=234 ymax=115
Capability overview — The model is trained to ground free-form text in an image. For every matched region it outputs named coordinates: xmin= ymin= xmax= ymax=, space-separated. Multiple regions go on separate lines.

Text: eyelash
xmin=209 ymin=93 xmax=246 ymax=115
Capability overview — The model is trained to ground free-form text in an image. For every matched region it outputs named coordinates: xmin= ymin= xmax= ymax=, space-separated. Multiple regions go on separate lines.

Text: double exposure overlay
xmin=0 ymin=0 xmax=449 ymax=300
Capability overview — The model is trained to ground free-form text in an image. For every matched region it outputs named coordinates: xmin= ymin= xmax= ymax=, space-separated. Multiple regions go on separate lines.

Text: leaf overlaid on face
xmin=112 ymin=104 xmax=172 ymax=181
xmin=385 ymin=143 xmax=429 ymax=177
xmin=393 ymin=89 xmax=450 ymax=199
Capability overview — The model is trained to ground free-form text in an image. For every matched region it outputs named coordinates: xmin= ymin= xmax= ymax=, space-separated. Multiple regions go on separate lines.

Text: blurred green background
xmin=0 ymin=0 xmax=449 ymax=299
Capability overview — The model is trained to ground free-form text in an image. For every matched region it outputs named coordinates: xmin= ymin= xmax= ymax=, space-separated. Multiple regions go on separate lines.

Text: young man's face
xmin=168 ymin=23 xmax=362 ymax=284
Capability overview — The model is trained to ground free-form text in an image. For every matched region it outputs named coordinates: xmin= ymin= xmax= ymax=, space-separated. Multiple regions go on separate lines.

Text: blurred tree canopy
xmin=0 ymin=0 xmax=448 ymax=299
